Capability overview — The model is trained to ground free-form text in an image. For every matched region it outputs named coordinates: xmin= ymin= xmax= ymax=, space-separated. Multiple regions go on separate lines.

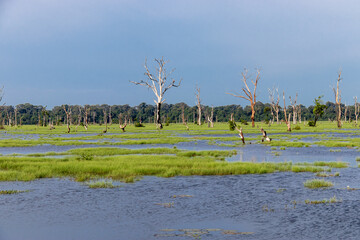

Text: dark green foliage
xmin=313 ymin=96 xmax=327 ymax=126
xmin=240 ymin=119 xmax=248 ymax=125
xmin=135 ymin=122 xmax=145 ymax=127
xmin=308 ymin=121 xmax=316 ymax=127
xmin=228 ymin=120 xmax=236 ymax=131
xmin=294 ymin=125 xmax=301 ymax=130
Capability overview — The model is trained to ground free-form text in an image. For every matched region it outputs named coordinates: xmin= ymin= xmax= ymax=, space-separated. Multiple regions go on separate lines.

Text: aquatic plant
xmin=303 ymin=179 xmax=334 ymax=189
xmin=305 ymin=195 xmax=341 ymax=204
xmin=86 ymin=181 xmax=119 ymax=188
xmin=0 ymin=190 xmax=29 ymax=194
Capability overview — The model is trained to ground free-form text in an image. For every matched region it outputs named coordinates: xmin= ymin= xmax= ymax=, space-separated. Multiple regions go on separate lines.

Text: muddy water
xmin=0 ymin=170 xmax=360 ymax=240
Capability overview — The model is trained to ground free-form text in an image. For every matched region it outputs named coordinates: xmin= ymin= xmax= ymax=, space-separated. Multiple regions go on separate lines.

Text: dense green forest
xmin=0 ymin=101 xmax=356 ymax=126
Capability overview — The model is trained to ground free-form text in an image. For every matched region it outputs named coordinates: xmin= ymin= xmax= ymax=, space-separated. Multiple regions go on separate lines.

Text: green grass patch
xmin=85 ymin=180 xmax=120 ymax=188
xmin=0 ymin=190 xmax=29 ymax=194
xmin=303 ymin=179 xmax=334 ymax=189
xmin=305 ymin=195 xmax=341 ymax=204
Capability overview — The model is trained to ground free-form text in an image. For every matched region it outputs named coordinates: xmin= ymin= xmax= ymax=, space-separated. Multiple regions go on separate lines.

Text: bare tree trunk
xmin=289 ymin=93 xmax=298 ymax=125
xmin=63 ymin=105 xmax=71 ymax=133
xmin=355 ymin=97 xmax=359 ymax=124
xmin=92 ymin=112 xmax=96 ymax=125
xmin=344 ymin=104 xmax=348 ymax=122
xmin=109 ymin=106 xmax=112 ymax=125
xmin=333 ymin=70 xmax=342 ymax=128
xmin=14 ymin=108 xmax=17 ymax=127
xmin=283 ymin=91 xmax=291 ymax=131
xmin=156 ymin=102 xmax=162 ymax=129
xmin=195 ymin=86 xmax=202 ymax=125
xmin=103 ymin=109 xmax=108 ymax=133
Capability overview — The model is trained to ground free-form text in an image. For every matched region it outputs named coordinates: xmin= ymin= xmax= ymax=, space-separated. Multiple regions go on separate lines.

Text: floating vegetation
xmin=304 ymin=179 xmax=334 ymax=189
xmin=313 ymin=161 xmax=348 ymax=168
xmin=330 ymin=149 xmax=341 ymax=152
xmin=171 ymin=195 xmax=193 ymax=198
xmin=262 ymin=205 xmax=275 ymax=212
xmin=272 ymin=151 xmax=281 ymax=156
xmin=222 ymin=230 xmax=254 ymax=235
xmin=0 ymin=190 xmax=29 ymax=195
xmin=155 ymin=202 xmax=174 ymax=208
xmin=280 ymin=147 xmax=286 ymax=150
xmin=316 ymin=172 xmax=340 ymax=177
xmin=341 ymin=186 xmax=360 ymax=191
xmin=276 ymin=188 xmax=286 ymax=193
xmin=86 ymin=181 xmax=120 ymax=189
xmin=356 ymin=157 xmax=360 ymax=162
xmin=154 ymin=228 xmax=254 ymax=238
xmin=305 ymin=195 xmax=341 ymax=204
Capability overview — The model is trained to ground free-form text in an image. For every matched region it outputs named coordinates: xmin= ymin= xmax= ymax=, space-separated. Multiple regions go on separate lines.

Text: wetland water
xmin=0 ymin=131 xmax=360 ymax=239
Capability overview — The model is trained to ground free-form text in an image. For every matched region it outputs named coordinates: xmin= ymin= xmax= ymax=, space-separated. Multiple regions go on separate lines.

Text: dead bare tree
xmin=109 ymin=106 xmax=112 ymax=125
xmin=195 ymin=86 xmax=202 ymax=125
xmin=181 ymin=103 xmax=185 ymax=125
xmin=14 ymin=107 xmax=17 ymax=127
xmin=207 ymin=106 xmax=214 ymax=128
xmin=130 ymin=57 xmax=181 ymax=129
xmin=268 ymin=87 xmax=280 ymax=124
xmin=355 ymin=97 xmax=360 ymax=124
xmin=344 ymin=103 xmax=348 ymax=122
xmin=226 ymin=69 xmax=260 ymax=127
xmin=92 ymin=112 xmax=96 ymax=125
xmin=119 ymin=113 xmax=127 ymax=132
xmin=283 ymin=91 xmax=291 ymax=131
xmin=84 ymin=105 xmax=90 ymax=130
xmin=103 ymin=109 xmax=108 ymax=133
xmin=62 ymin=105 xmax=72 ymax=133
xmin=76 ymin=106 xmax=82 ymax=131
xmin=332 ymin=70 xmax=342 ymax=128
xmin=235 ymin=126 xmax=245 ymax=144
xmin=289 ymin=93 xmax=298 ymax=125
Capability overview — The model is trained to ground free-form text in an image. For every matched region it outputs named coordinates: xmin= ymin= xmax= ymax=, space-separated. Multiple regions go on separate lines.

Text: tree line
xmin=0 ymin=101 xmax=358 ymax=127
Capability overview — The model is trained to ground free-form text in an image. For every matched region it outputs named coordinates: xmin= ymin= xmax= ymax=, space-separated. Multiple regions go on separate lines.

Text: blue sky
xmin=0 ymin=0 xmax=360 ymax=108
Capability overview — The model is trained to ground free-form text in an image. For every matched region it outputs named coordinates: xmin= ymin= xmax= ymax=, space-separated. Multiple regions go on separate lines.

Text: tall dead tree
xmin=181 ymin=103 xmax=185 ymax=125
xmin=207 ymin=106 xmax=214 ymax=128
xmin=84 ymin=105 xmax=90 ymax=130
xmin=103 ymin=109 xmax=108 ymax=133
xmin=130 ymin=57 xmax=181 ymax=129
xmin=109 ymin=106 xmax=112 ymax=125
xmin=119 ymin=113 xmax=127 ymax=132
xmin=332 ymin=70 xmax=342 ymax=128
xmin=76 ymin=106 xmax=82 ymax=131
xmin=195 ymin=86 xmax=202 ymax=125
xmin=289 ymin=93 xmax=298 ymax=125
xmin=226 ymin=69 xmax=260 ymax=127
xmin=355 ymin=97 xmax=360 ymax=124
xmin=14 ymin=107 xmax=17 ymax=127
xmin=344 ymin=103 xmax=348 ymax=122
xmin=283 ymin=91 xmax=291 ymax=131
xmin=268 ymin=87 xmax=280 ymax=124
xmin=62 ymin=105 xmax=72 ymax=133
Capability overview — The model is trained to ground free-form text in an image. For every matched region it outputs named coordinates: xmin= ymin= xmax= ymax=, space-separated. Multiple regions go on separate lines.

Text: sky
xmin=0 ymin=0 xmax=360 ymax=109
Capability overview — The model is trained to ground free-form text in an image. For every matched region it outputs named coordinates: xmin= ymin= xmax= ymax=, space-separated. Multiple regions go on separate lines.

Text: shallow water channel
xmin=0 ymin=132 xmax=360 ymax=239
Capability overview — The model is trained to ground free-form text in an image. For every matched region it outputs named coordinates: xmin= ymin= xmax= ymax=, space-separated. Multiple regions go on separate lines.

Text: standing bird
xmin=261 ymin=128 xmax=271 ymax=142
xmin=236 ymin=126 xmax=245 ymax=144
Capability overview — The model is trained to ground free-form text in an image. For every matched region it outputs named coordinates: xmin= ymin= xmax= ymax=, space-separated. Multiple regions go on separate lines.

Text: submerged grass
xmin=0 ymin=190 xmax=29 ymax=194
xmin=85 ymin=180 xmax=120 ymax=188
xmin=305 ymin=195 xmax=341 ymax=204
xmin=304 ymin=179 xmax=334 ymax=189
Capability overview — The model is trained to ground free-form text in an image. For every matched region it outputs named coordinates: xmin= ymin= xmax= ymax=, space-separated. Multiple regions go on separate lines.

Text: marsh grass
xmin=316 ymin=172 xmax=340 ymax=177
xmin=305 ymin=195 xmax=341 ymax=204
xmin=85 ymin=181 xmax=120 ymax=188
xmin=0 ymin=190 xmax=29 ymax=194
xmin=304 ymin=179 xmax=334 ymax=189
